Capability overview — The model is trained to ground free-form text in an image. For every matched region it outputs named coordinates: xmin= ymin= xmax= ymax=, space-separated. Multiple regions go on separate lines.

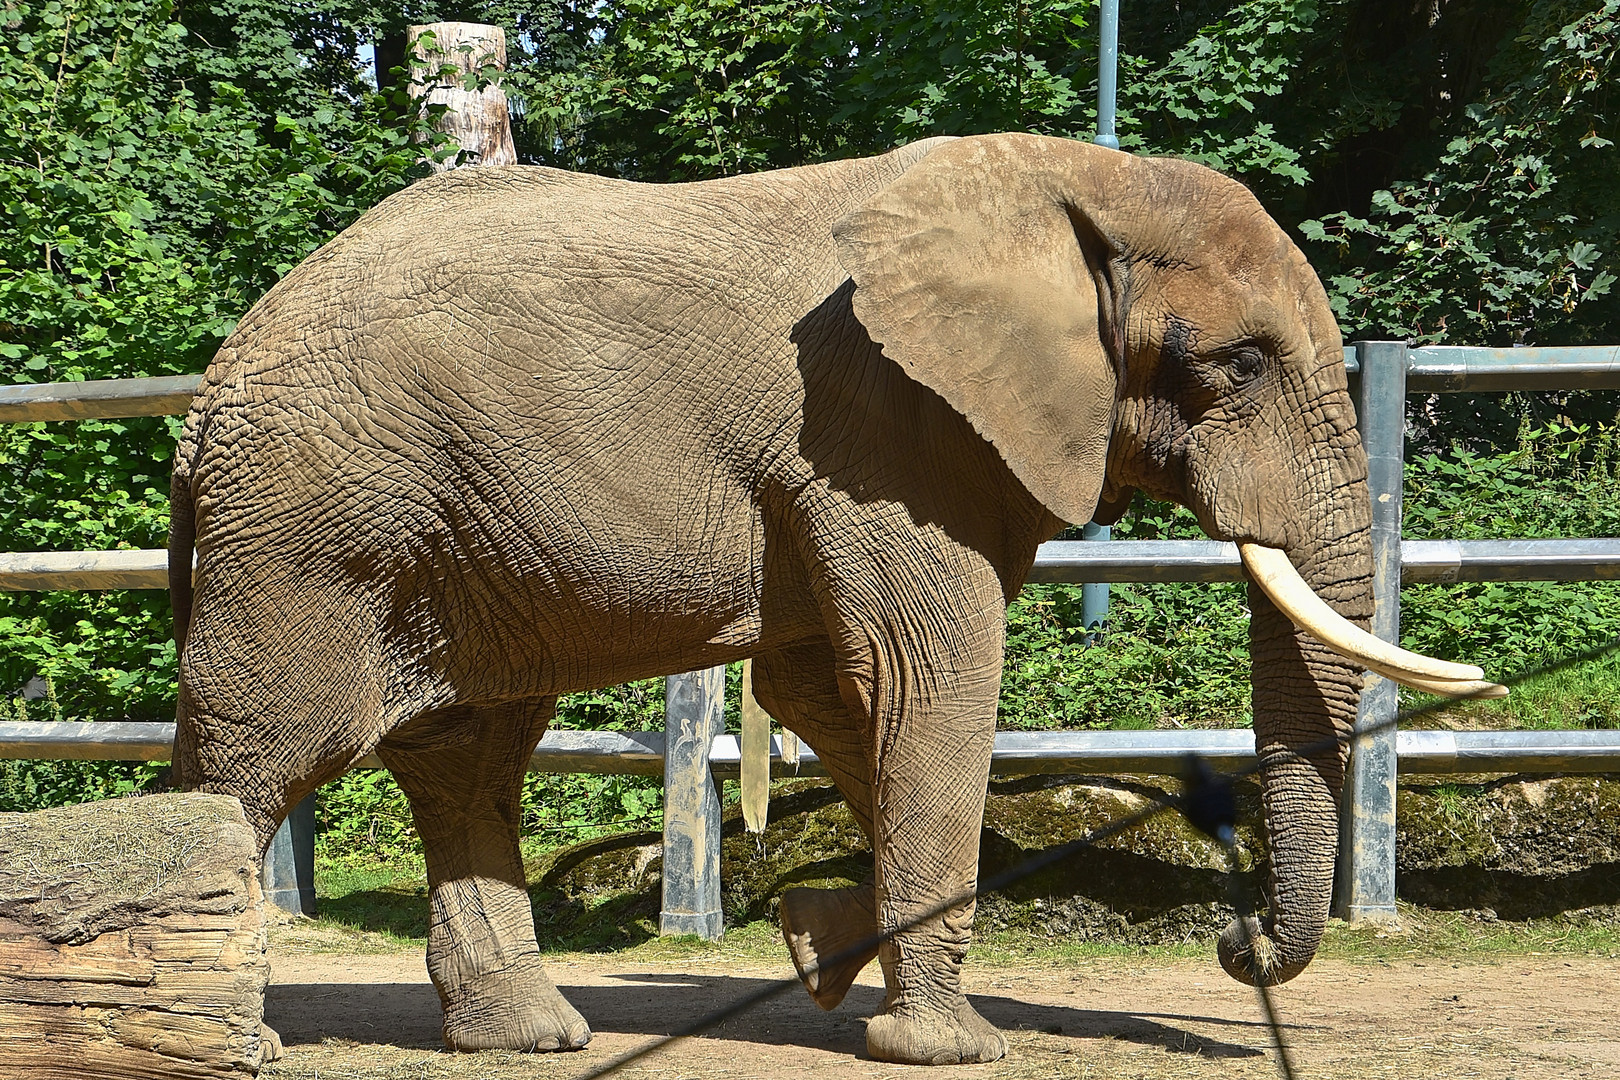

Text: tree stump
xmin=0 ymin=793 xmax=270 ymax=1078
xmin=409 ymin=21 xmax=518 ymax=169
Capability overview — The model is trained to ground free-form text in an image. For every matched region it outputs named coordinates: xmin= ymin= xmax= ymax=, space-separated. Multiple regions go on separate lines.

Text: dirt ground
xmin=260 ymin=940 xmax=1619 ymax=1080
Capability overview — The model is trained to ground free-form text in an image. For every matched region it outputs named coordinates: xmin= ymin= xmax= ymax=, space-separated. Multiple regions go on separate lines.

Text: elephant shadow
xmin=265 ymin=971 xmax=1271 ymax=1060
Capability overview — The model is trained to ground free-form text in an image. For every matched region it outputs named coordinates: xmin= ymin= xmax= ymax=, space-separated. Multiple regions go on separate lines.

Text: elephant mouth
xmin=1238 ymin=544 xmax=1507 ymax=700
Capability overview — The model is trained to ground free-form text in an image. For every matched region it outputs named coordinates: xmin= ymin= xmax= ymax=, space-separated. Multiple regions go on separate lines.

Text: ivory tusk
xmin=1376 ymin=671 xmax=1510 ymax=700
xmin=1238 ymin=543 xmax=1491 ymax=684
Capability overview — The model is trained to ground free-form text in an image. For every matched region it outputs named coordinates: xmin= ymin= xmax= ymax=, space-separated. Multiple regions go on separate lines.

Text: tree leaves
xmin=0 ymin=0 xmax=435 ymax=723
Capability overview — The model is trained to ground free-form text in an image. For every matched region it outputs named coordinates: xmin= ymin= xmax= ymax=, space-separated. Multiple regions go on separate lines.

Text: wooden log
xmin=0 ymin=793 xmax=270 ymax=1078
xmin=408 ymin=21 xmax=518 ymax=169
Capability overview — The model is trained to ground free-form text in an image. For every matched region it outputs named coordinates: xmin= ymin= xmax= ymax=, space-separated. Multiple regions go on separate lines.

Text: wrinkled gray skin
xmin=170 ymin=133 xmax=1370 ymax=1065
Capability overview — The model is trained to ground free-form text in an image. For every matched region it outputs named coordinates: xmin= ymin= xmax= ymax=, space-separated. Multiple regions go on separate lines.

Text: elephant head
xmin=833 ymin=133 xmax=1499 ymax=987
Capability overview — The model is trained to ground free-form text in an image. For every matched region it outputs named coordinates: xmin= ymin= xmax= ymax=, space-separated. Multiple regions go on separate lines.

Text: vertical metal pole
xmin=1080 ymin=0 xmax=1122 ymax=636
xmin=1336 ymin=340 xmax=1405 ymax=923
xmin=262 ymin=792 xmax=317 ymax=916
xmin=660 ymin=667 xmax=725 ymax=939
xmin=1094 ymin=0 xmax=1120 ymax=149
xmin=1080 ymin=520 xmax=1111 ymax=645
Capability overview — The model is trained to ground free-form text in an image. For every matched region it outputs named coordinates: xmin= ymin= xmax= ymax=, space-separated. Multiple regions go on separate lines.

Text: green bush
xmin=1401 ymin=418 xmax=1620 ymax=726
xmin=0 ymin=0 xmax=434 ymax=726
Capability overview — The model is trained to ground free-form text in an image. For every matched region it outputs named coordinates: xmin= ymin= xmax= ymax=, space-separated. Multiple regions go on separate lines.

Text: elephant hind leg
xmin=378 ymin=698 xmax=591 ymax=1054
xmin=751 ymin=644 xmax=881 ymax=1011
xmin=174 ymin=576 xmax=401 ymax=853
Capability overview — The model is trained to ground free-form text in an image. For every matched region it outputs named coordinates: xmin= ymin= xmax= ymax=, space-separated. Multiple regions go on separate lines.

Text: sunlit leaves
xmin=0 ymin=0 xmax=436 ymax=725
xmin=1298 ymin=0 xmax=1618 ymax=345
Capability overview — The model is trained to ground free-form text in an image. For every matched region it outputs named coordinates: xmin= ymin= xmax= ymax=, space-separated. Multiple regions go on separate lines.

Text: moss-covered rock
xmin=1396 ymin=776 xmax=1620 ymax=919
xmin=523 ymin=772 xmax=1620 ymax=947
xmin=528 ymin=775 xmax=1270 ymax=946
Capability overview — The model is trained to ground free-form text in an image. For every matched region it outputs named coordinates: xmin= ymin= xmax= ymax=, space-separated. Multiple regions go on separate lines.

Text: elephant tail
xmin=168 ymin=456 xmax=196 ymax=659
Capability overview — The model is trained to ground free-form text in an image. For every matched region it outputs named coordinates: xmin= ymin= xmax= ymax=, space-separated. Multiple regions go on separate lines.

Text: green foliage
xmin=316 ymin=679 xmax=670 ymax=862
xmin=0 ymin=0 xmax=437 ymax=723
xmin=515 ymin=0 xmax=1616 ymax=344
xmin=555 ymin=0 xmax=841 ymax=177
xmin=1119 ymin=0 xmax=1319 ymax=184
xmin=1002 ymin=503 xmax=1253 ymax=730
xmin=1301 ymin=0 xmax=1619 ymax=345
xmin=1400 ymin=418 xmax=1620 ymax=724
xmin=834 ymin=0 xmax=1091 ymax=142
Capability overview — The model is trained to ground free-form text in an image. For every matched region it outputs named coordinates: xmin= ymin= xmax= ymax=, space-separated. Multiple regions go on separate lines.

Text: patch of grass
xmin=968 ymin=928 xmax=1208 ymax=967
xmin=559 ymin=911 xmax=1620 ymax=972
xmin=970 ymin=910 xmax=1620 ymax=970
xmin=268 ymin=915 xmax=423 ymax=955
xmin=298 ymin=846 xmax=1620 ymax=969
xmin=1411 ymin=648 xmax=1620 ymax=730
xmin=307 ymin=854 xmax=429 ymax=947
xmin=1316 ymin=904 xmax=1620 ymax=963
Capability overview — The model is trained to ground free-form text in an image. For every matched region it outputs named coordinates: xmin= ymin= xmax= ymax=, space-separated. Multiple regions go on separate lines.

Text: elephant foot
xmin=258 ymin=1021 xmax=284 ymax=1064
xmin=440 ymin=954 xmax=592 ymax=1052
xmin=866 ymin=998 xmax=1008 ymax=1065
xmin=780 ymin=883 xmax=881 ymax=1010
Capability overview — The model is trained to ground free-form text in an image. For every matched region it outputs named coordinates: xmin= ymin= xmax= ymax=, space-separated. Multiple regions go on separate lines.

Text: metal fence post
xmin=1080 ymin=521 xmax=1112 ymax=644
xmin=1336 ymin=340 xmax=1406 ymax=923
xmin=262 ymin=792 xmax=316 ymax=916
xmin=660 ymin=666 xmax=725 ymax=939
xmin=1082 ymin=0 xmax=1122 ymax=637
xmin=1094 ymin=0 xmax=1121 ymax=150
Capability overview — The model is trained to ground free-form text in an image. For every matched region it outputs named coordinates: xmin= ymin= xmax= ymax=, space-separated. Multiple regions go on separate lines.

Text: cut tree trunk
xmin=0 ymin=792 xmax=270 ymax=1078
xmin=408 ymin=21 xmax=518 ymax=169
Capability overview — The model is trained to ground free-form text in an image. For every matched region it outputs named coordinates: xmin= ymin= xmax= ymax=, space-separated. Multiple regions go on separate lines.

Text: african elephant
xmin=168 ymin=132 xmax=1496 ymax=1065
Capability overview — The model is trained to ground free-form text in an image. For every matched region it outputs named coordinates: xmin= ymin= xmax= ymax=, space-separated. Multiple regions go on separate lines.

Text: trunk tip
xmin=1218 ymin=916 xmax=1307 ymax=987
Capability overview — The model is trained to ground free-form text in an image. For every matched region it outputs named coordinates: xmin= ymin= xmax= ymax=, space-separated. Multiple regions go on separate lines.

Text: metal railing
xmin=9 ymin=721 xmax=1620 ymax=777
xmin=3 ymin=342 xmax=1619 ymax=930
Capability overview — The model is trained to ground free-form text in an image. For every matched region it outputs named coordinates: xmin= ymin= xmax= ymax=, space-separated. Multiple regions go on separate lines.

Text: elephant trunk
xmin=1218 ymin=505 xmax=1371 ymax=986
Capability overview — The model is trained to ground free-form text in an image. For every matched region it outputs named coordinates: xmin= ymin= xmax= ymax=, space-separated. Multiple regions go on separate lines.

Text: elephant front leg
xmin=379 ymin=701 xmax=591 ymax=1053
xmin=838 ymin=627 xmax=1008 ymax=1064
xmin=864 ymin=711 xmax=1005 ymax=1066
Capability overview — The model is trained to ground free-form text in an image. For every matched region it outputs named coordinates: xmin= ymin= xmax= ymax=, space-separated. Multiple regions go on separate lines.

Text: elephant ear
xmin=832 ymin=133 xmax=1137 ymax=526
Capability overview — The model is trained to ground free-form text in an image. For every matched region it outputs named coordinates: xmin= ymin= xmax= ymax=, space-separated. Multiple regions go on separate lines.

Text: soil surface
xmin=261 ymin=945 xmax=1619 ymax=1079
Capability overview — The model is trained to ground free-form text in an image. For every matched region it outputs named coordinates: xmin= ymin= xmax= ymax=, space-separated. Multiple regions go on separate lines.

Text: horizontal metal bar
xmin=708 ymin=733 xmax=827 ymax=778
xmin=1029 ymin=538 xmax=1620 ymax=584
xmin=1401 ymin=539 xmax=1620 ymax=583
xmin=0 ymin=721 xmax=180 ymax=761
xmin=1343 ymin=345 xmax=1620 ymax=392
xmin=6 ymin=343 xmax=1618 ymax=427
xmin=525 ymin=729 xmax=667 ymax=775
xmin=0 ymin=723 xmax=677 ymax=773
xmin=1396 ymin=729 xmax=1620 ymax=774
xmin=4 ymin=538 xmax=1617 ymax=592
xmin=355 ymin=730 xmax=674 ymax=774
xmin=0 ymin=375 xmax=201 ymax=423
xmin=7 ymin=722 xmax=1620 ymax=777
xmin=1027 ymin=540 xmax=1240 ymax=583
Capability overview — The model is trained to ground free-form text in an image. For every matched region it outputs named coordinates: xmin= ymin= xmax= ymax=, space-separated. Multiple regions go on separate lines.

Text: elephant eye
xmin=1228 ymin=345 xmax=1265 ymax=384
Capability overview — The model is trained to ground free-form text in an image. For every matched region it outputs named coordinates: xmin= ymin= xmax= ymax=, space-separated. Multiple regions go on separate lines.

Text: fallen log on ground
xmin=0 ymin=792 xmax=271 ymax=1078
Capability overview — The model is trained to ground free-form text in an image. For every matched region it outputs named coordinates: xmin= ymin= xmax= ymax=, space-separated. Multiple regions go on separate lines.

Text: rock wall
xmin=527 ymin=774 xmax=1620 ymax=945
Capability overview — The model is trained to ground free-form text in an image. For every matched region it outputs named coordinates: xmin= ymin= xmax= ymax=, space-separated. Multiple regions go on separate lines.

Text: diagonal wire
xmin=577 ymin=797 xmax=1180 ymax=1078
xmin=571 ymin=636 xmax=1620 ymax=1080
